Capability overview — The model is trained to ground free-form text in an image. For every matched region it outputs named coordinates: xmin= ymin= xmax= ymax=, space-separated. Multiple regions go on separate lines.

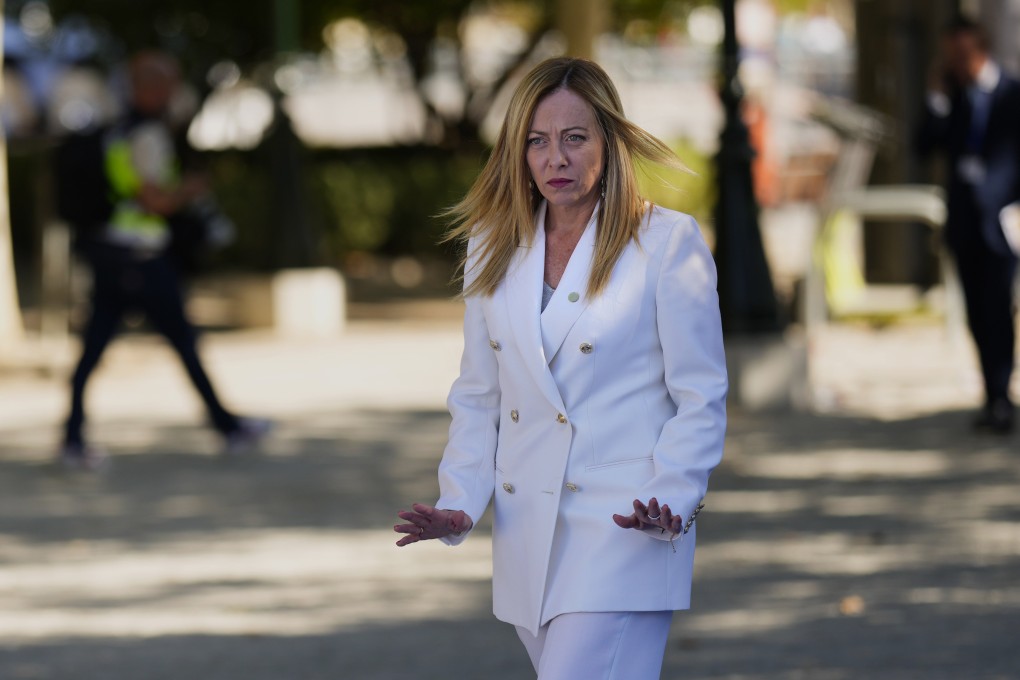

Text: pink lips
xmin=547 ymin=178 xmax=573 ymax=188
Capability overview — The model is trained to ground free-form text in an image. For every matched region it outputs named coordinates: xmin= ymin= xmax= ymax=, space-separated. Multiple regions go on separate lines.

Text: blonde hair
xmin=444 ymin=57 xmax=688 ymax=299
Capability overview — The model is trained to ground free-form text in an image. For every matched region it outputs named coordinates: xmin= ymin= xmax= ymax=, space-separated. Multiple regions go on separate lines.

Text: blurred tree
xmin=1 ymin=0 xmax=26 ymax=347
xmin=45 ymin=0 xmax=549 ymax=147
xmin=28 ymin=0 xmax=724 ymax=272
xmin=43 ymin=0 xmax=717 ymax=146
xmin=558 ymin=0 xmax=608 ymax=58
xmin=311 ymin=0 xmax=550 ymax=148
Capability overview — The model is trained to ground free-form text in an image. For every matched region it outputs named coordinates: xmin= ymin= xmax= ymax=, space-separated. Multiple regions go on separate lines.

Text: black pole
xmin=268 ymin=0 xmax=316 ymax=268
xmin=713 ymin=0 xmax=781 ymax=333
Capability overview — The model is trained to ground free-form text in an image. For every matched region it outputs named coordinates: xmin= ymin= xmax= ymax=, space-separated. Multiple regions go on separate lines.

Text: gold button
xmin=489 ymin=339 xmax=501 ymax=351
xmin=579 ymin=342 xmax=593 ymax=354
xmin=510 ymin=409 xmax=519 ymax=423
xmin=502 ymin=482 xmax=515 ymax=494
xmin=556 ymin=413 xmax=567 ymax=424
xmin=565 ymin=482 xmax=579 ymax=492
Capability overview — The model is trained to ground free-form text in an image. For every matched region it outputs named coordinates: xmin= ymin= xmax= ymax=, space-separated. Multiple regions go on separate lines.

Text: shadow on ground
xmin=0 ymin=407 xmax=1017 ymax=679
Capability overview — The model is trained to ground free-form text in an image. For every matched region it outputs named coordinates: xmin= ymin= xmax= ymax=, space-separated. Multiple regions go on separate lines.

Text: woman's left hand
xmin=394 ymin=503 xmax=473 ymax=547
xmin=612 ymin=497 xmax=683 ymax=536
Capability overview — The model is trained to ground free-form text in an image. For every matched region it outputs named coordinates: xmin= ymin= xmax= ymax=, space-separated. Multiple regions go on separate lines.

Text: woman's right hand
xmin=394 ymin=503 xmax=473 ymax=547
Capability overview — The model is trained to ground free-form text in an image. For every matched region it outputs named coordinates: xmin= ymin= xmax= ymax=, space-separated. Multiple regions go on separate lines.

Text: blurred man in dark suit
xmin=919 ymin=16 xmax=1020 ymax=434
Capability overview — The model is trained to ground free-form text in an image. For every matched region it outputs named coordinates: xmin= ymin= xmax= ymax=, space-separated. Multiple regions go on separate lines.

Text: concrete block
xmin=725 ymin=331 xmax=809 ymax=411
xmin=225 ymin=268 xmax=345 ymax=337
xmin=271 ymin=268 xmax=346 ymax=338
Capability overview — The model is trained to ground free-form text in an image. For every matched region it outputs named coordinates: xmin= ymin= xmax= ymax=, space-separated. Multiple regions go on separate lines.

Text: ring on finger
xmin=647 ymin=513 xmax=661 ymax=520
xmin=418 ymin=526 xmax=424 ymax=537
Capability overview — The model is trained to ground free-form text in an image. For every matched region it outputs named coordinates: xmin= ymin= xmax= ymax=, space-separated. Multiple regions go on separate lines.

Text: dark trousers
xmin=951 ymin=234 xmax=1017 ymax=406
xmin=64 ymin=243 xmax=238 ymax=446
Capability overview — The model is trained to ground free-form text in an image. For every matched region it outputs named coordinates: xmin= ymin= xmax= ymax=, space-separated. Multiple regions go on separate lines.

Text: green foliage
xmin=205 ymin=139 xmax=713 ymax=269
xmin=312 ymin=148 xmax=481 ymax=259
xmin=318 ymin=161 xmax=398 ymax=252
xmin=46 ymin=0 xmax=543 ymax=75
xmin=47 ymin=0 xmax=275 ymax=72
xmin=35 ymin=1 xmax=722 ymax=270
xmin=205 ymin=151 xmax=276 ymax=269
xmin=206 ymin=146 xmax=482 ymax=269
xmin=774 ymin=0 xmax=819 ymax=14
xmin=636 ymin=139 xmax=716 ymax=230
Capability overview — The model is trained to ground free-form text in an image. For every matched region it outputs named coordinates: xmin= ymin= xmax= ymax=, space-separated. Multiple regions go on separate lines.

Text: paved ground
xmin=0 ymin=317 xmax=1018 ymax=680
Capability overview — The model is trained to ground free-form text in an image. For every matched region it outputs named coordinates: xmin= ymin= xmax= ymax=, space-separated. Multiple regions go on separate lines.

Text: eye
xmin=566 ymin=134 xmax=586 ymax=143
xmin=527 ymin=137 xmax=546 ymax=147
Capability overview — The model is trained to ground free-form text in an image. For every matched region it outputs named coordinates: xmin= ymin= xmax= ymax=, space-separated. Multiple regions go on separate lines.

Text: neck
xmin=546 ymin=195 xmax=598 ymax=236
xmin=968 ymin=57 xmax=991 ymax=85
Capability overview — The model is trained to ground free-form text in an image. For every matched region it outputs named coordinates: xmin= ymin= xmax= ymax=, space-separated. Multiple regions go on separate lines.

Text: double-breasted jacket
xmin=436 ymin=202 xmax=727 ymax=635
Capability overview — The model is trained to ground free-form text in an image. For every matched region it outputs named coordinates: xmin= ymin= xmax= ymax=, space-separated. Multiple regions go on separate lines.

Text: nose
xmin=548 ymin=140 xmax=567 ymax=168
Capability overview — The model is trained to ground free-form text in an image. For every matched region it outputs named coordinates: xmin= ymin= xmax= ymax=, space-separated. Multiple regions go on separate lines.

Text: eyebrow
xmin=527 ymin=126 xmax=589 ymax=135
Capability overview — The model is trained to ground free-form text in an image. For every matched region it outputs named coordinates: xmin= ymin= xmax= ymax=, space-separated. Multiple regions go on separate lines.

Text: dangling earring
xmin=600 ymin=175 xmax=606 ymax=199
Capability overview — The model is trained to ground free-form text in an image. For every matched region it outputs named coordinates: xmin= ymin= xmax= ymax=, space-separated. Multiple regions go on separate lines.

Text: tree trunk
xmin=0 ymin=2 xmax=26 ymax=348
xmin=556 ymin=0 xmax=607 ymax=59
xmin=854 ymin=0 xmax=958 ymax=286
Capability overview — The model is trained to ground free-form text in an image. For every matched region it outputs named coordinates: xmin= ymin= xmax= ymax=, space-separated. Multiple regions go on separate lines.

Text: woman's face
xmin=526 ymin=88 xmax=605 ymax=213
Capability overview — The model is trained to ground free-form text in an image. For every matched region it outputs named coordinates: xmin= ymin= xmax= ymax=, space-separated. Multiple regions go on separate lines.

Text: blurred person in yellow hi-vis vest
xmin=59 ymin=51 xmax=270 ymax=470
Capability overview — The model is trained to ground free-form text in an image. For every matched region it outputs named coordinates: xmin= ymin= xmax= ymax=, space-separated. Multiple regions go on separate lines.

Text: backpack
xmin=54 ymin=126 xmax=114 ymax=240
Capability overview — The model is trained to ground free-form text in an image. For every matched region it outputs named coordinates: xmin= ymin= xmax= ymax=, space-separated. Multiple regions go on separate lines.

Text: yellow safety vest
xmin=104 ymin=134 xmax=176 ymax=244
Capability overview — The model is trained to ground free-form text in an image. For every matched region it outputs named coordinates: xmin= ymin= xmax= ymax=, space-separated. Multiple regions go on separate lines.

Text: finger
xmin=659 ymin=504 xmax=674 ymax=529
xmin=670 ymin=515 xmax=683 ymax=535
xmin=396 ymin=510 xmax=425 ymax=523
xmin=395 ymin=522 xmax=428 ymax=547
xmin=411 ymin=503 xmax=436 ymax=517
xmin=395 ymin=527 xmax=423 ymax=546
xmin=396 ymin=533 xmax=420 ymax=547
xmin=613 ymin=513 xmax=640 ymax=529
xmin=635 ymin=498 xmax=659 ymax=527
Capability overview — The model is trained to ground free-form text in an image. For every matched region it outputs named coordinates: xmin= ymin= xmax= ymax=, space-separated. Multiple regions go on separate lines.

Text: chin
xmin=543 ymin=191 xmax=592 ymax=208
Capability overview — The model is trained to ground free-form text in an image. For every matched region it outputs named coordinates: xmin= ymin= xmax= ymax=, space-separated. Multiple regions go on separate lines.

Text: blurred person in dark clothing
xmin=918 ymin=17 xmax=1020 ymax=434
xmin=60 ymin=50 xmax=269 ymax=469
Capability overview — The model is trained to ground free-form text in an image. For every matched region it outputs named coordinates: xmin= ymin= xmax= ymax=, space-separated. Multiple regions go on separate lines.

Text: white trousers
xmin=515 ymin=611 xmax=673 ymax=680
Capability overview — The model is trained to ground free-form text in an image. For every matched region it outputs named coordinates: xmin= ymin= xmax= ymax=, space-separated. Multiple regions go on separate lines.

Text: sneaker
xmin=59 ymin=443 xmax=108 ymax=472
xmin=223 ymin=417 xmax=273 ymax=455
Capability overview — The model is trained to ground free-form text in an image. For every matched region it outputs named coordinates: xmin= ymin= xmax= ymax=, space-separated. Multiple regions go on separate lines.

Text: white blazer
xmin=436 ymin=201 xmax=727 ymax=636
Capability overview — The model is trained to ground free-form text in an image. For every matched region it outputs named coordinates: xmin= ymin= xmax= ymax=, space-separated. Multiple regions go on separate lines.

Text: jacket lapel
xmin=540 ymin=205 xmax=598 ymax=364
xmin=982 ymin=79 xmax=1007 ymax=152
xmin=503 ymin=203 xmax=566 ymax=410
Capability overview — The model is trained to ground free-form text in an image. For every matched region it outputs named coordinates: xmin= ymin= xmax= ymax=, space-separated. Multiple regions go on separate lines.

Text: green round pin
xmin=568 ymin=292 xmax=580 ymax=302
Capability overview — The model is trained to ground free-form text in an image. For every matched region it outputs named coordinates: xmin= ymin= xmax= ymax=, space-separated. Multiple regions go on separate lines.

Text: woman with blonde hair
xmin=394 ymin=56 xmax=727 ymax=679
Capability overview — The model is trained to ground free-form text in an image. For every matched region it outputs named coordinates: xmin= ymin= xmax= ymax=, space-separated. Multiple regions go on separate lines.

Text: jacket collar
xmin=502 ymin=201 xmax=564 ymax=410
xmin=501 ymin=200 xmax=600 ymax=408
xmin=539 ymin=202 xmax=599 ymax=364
xmin=974 ymin=60 xmax=1001 ymax=94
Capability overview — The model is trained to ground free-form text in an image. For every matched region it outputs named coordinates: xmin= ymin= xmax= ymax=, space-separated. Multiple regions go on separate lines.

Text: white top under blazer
xmin=436 ymin=201 xmax=728 ymax=636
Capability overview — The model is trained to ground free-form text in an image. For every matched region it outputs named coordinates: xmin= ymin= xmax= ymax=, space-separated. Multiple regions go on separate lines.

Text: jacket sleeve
xmin=435 ymin=247 xmax=501 ymax=546
xmin=638 ymin=215 xmax=728 ymax=541
xmin=915 ymin=91 xmax=953 ymax=160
